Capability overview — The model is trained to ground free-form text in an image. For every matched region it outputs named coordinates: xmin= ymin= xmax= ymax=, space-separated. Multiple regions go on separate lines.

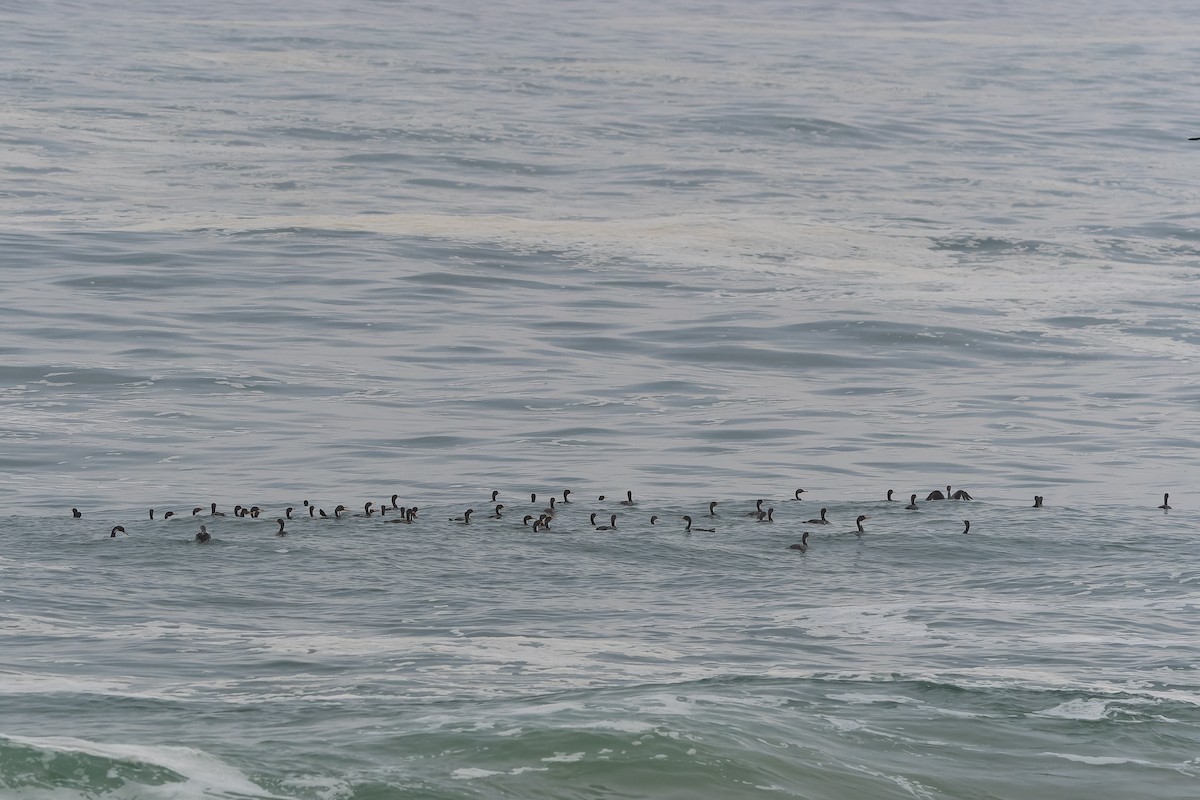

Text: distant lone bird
xmin=1159 ymin=493 xmax=1171 ymax=510
xmin=1033 ymin=495 xmax=1043 ymax=508
xmin=962 ymin=520 xmax=971 ymax=534
xmin=71 ymin=508 xmax=82 ymax=518
xmin=110 ymin=526 xmax=126 ymax=538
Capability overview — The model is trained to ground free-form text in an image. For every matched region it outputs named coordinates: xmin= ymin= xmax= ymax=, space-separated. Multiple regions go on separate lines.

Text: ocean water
xmin=3 ymin=0 xmax=1200 ymax=797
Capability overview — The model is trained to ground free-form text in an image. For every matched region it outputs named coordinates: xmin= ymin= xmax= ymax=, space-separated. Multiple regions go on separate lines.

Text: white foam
xmin=1042 ymin=752 xmax=1155 ymax=766
xmin=541 ymin=751 xmax=586 ymax=763
xmin=0 ymin=733 xmax=281 ymax=798
xmin=450 ymin=767 xmax=503 ymax=780
xmin=1033 ymin=698 xmax=1112 ymax=721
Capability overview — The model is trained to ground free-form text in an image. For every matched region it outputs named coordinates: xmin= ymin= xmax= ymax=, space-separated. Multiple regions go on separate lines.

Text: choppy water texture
xmin=3 ymin=0 xmax=1200 ymax=797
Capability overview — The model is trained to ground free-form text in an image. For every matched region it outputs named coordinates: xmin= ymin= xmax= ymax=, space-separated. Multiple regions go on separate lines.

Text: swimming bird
xmin=195 ymin=525 xmax=210 ymax=543
xmin=192 ymin=507 xmax=203 ymax=516
xmin=388 ymin=509 xmax=413 ymax=524
xmin=276 ymin=518 xmax=286 ymax=536
xmin=530 ymin=493 xmax=537 ymax=504
xmin=72 ymin=508 xmax=82 ymax=518
xmin=234 ymin=505 xmax=244 ymax=517
xmin=906 ymin=494 xmax=918 ymax=510
xmin=249 ymin=506 xmax=261 ymax=519
xmin=708 ymin=501 xmax=719 ymax=516
xmin=1159 ymin=493 xmax=1171 ymax=510
xmin=794 ymin=488 xmax=806 ymax=500
xmin=451 ymin=509 xmax=474 ymax=524
xmin=533 ymin=515 xmax=551 ymax=532
xmin=854 ymin=514 xmax=868 ymax=534
xmin=353 ymin=502 xmax=375 ymax=518
xmin=490 ymin=504 xmax=505 ymax=519
xmin=523 ymin=515 xmax=534 ymax=526
xmin=164 ymin=511 xmax=175 ymax=520
xmin=332 ymin=505 xmax=347 ymax=519
xmin=746 ymin=499 xmax=765 ymax=517
xmin=962 ymin=520 xmax=971 ymax=534
xmin=756 ymin=508 xmax=775 ymax=522
xmin=562 ymin=489 xmax=572 ymax=503
xmin=491 ymin=490 xmax=500 ymax=503
xmin=620 ymin=490 xmax=635 ymax=506
xmin=806 ymin=507 xmax=830 ymax=524
xmin=391 ymin=494 xmax=401 ymax=510
xmin=595 ymin=514 xmax=617 ymax=531
xmin=598 ymin=495 xmax=606 ymax=501
xmin=650 ymin=515 xmax=658 ymax=524
xmin=286 ymin=507 xmax=294 ymax=519
xmin=319 ymin=509 xmax=328 ymax=518
xmin=1032 ymin=496 xmax=1043 ymax=508
xmin=210 ymin=503 xmax=225 ymax=517
xmin=951 ymin=487 xmax=973 ymax=500
xmin=788 ymin=532 xmax=810 ymax=552
xmin=542 ymin=497 xmax=557 ymax=516
xmin=886 ymin=489 xmax=895 ymax=502
xmin=110 ymin=526 xmax=126 ymax=538
xmin=681 ymin=515 xmax=714 ymax=532
xmin=309 ymin=505 xmax=316 ymax=518
xmin=148 ymin=509 xmax=155 ymax=520
xmin=925 ymin=488 xmax=946 ymax=501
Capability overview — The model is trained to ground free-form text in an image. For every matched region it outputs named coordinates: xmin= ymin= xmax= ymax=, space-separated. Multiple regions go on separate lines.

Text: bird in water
xmin=562 ymin=489 xmax=572 ymax=504
xmin=746 ymin=499 xmax=765 ymax=517
xmin=925 ymin=488 xmax=946 ymax=501
xmin=906 ymin=494 xmax=918 ymax=510
xmin=1159 ymin=493 xmax=1171 ymax=510
xmin=756 ymin=508 xmax=775 ymax=522
xmin=489 ymin=504 xmax=505 ymax=519
xmin=595 ymin=514 xmax=617 ymax=531
xmin=390 ymin=494 xmax=401 ymax=510
xmin=793 ymin=489 xmax=806 ymax=500
xmin=148 ymin=509 xmax=155 ymax=520
xmin=276 ymin=518 xmax=286 ymax=536
xmin=962 ymin=520 xmax=971 ymax=534
xmin=708 ymin=501 xmax=719 ymax=516
xmin=650 ymin=515 xmax=658 ymax=525
xmin=195 ymin=525 xmax=211 ymax=543
xmin=523 ymin=515 xmax=534 ymax=526
xmin=542 ymin=497 xmax=557 ymax=516
xmin=491 ymin=490 xmax=500 ymax=503
xmin=192 ymin=507 xmax=203 ymax=516
xmin=332 ymin=505 xmax=348 ymax=519
xmin=164 ymin=511 xmax=176 ymax=520
xmin=620 ymin=490 xmax=635 ymax=506
xmin=530 ymin=493 xmax=537 ymax=504
xmin=788 ymin=532 xmax=810 ymax=552
xmin=451 ymin=509 xmax=474 ymax=524
xmin=681 ymin=515 xmax=714 ymax=532
xmin=533 ymin=515 xmax=551 ymax=532
xmin=806 ymin=507 xmax=830 ymax=524
xmin=353 ymin=502 xmax=375 ymax=518
xmin=854 ymin=515 xmax=868 ymax=535
xmin=210 ymin=503 xmax=225 ymax=517
xmin=72 ymin=508 xmax=82 ymax=518
xmin=285 ymin=507 xmax=294 ymax=519
xmin=1032 ymin=496 xmax=1043 ymax=508
xmin=886 ymin=490 xmax=895 ymax=502
xmin=951 ymin=487 xmax=973 ymax=500
xmin=110 ymin=526 xmax=126 ymax=538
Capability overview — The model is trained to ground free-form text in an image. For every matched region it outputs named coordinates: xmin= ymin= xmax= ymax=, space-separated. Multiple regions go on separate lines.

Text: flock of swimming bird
xmin=69 ymin=487 xmax=1175 ymax=551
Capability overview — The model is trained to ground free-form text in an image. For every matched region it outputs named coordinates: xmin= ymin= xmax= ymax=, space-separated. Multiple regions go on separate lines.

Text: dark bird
xmin=620 ymin=490 xmax=635 ymax=506
xmin=562 ymin=489 xmax=572 ymax=503
xmin=962 ymin=520 xmax=971 ymax=534
xmin=650 ymin=515 xmax=658 ymax=524
xmin=806 ymin=507 xmax=830 ymax=524
xmin=195 ymin=525 xmax=210 ymax=543
xmin=906 ymin=494 xmax=918 ymax=510
xmin=951 ymin=487 xmax=973 ymax=500
xmin=451 ymin=509 xmax=474 ymax=524
xmin=286 ymin=507 xmax=294 ymax=519
xmin=595 ymin=514 xmax=617 ymax=531
xmin=926 ymin=487 xmax=946 ymax=501
xmin=72 ymin=508 xmax=82 ymax=518
xmin=746 ymin=499 xmax=765 ymax=517
xmin=523 ymin=515 xmax=534 ymax=526
xmin=794 ymin=489 xmax=806 ymax=500
xmin=1032 ymin=496 xmax=1043 ymax=508
xmin=886 ymin=489 xmax=895 ymax=501
xmin=210 ymin=503 xmax=225 ymax=517
xmin=192 ymin=507 xmax=203 ymax=516
xmin=332 ymin=505 xmax=348 ymax=519
xmin=110 ymin=526 xmax=126 ymax=538
xmin=708 ymin=501 xmax=719 ymax=516
xmin=681 ymin=515 xmax=714 ymax=532
xmin=276 ymin=518 xmax=286 ymax=536
xmin=491 ymin=490 xmax=500 ymax=502
xmin=164 ymin=511 xmax=175 ymax=520
xmin=788 ymin=532 xmax=810 ymax=552
xmin=854 ymin=514 xmax=868 ymax=534
xmin=490 ymin=504 xmax=505 ymax=519
xmin=756 ymin=508 xmax=775 ymax=522
xmin=148 ymin=509 xmax=155 ymax=520
xmin=1159 ymin=493 xmax=1171 ymax=510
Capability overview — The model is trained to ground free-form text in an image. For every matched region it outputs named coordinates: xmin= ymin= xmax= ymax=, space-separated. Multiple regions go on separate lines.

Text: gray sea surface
xmin=3 ymin=0 xmax=1200 ymax=797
